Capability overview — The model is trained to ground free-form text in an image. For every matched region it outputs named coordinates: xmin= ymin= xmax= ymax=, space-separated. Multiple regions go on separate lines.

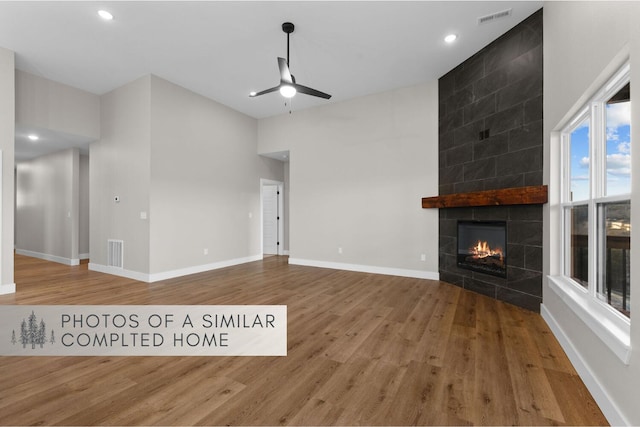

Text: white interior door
xmin=262 ymin=184 xmax=279 ymax=255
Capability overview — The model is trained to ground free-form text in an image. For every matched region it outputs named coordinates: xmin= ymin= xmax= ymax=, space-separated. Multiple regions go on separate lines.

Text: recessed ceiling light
xmin=444 ymin=34 xmax=458 ymax=43
xmin=98 ymin=10 xmax=114 ymax=21
xmin=27 ymin=134 xmax=39 ymax=141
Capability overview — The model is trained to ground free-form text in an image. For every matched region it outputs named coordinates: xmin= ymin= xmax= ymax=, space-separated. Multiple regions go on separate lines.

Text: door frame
xmin=260 ymin=178 xmax=284 ymax=256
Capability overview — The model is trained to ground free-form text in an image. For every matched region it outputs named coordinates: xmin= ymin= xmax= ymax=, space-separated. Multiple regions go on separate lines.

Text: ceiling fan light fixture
xmin=279 ymin=85 xmax=296 ymax=98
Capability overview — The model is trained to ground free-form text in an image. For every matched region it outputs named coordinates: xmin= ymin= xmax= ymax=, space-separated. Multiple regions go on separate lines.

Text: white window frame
xmin=549 ymin=62 xmax=631 ymax=364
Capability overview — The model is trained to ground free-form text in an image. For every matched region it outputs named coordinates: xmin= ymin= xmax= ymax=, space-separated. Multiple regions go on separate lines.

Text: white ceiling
xmin=1 ymin=1 xmax=542 ymax=160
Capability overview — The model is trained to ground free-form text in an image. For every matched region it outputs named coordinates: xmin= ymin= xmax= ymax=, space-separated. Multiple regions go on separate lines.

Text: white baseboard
xmin=148 ymin=255 xmax=263 ymax=282
xmin=0 ymin=283 xmax=16 ymax=295
xmin=89 ymin=254 xmax=263 ymax=283
xmin=16 ymin=249 xmax=80 ymax=266
xmin=288 ymin=258 xmax=439 ymax=281
xmin=541 ymin=304 xmax=629 ymax=426
xmin=79 ymin=252 xmax=90 ymax=260
xmin=88 ymin=263 xmax=150 ymax=282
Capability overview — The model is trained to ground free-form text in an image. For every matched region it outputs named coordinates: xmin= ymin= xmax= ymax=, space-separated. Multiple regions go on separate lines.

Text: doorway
xmin=261 ymin=179 xmax=284 ymax=256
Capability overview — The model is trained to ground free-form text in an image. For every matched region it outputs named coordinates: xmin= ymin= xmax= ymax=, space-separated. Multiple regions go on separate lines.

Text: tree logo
xmin=10 ymin=311 xmax=54 ymax=349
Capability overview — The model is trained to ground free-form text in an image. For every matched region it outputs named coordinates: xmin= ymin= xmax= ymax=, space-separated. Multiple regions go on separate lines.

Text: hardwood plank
xmin=0 ymin=254 xmax=607 ymax=426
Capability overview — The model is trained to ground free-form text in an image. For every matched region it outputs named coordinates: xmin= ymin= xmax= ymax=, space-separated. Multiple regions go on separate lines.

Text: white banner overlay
xmin=0 ymin=305 xmax=287 ymax=356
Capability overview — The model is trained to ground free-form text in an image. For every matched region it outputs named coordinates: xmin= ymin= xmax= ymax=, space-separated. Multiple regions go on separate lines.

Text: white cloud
xmin=618 ymin=141 xmax=631 ymax=154
xmin=580 ymin=156 xmax=590 ymax=168
xmin=607 ymin=102 xmax=631 ymax=128
xmin=607 ymin=153 xmax=631 ymax=176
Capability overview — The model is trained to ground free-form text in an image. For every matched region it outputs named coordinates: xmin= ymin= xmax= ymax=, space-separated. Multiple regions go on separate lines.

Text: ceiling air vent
xmin=478 ymin=8 xmax=512 ymax=25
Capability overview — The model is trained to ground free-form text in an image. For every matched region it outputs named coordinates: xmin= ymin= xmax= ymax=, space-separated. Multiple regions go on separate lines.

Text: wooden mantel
xmin=422 ymin=185 xmax=548 ymax=209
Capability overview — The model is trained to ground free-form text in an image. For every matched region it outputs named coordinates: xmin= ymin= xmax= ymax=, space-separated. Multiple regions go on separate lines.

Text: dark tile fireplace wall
xmin=438 ymin=9 xmax=543 ymax=312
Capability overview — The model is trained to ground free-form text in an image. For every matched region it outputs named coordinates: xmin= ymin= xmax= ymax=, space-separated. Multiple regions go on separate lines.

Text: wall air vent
xmin=107 ymin=239 xmax=124 ymax=269
xmin=478 ymin=8 xmax=512 ymax=25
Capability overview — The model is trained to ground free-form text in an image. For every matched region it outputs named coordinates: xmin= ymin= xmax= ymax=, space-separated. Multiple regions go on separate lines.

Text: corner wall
xmin=0 ymin=46 xmax=14 ymax=294
xmin=543 ymin=2 xmax=640 ymax=425
xmin=258 ymin=82 xmax=439 ymax=278
xmin=90 ymin=76 xmax=151 ymax=277
xmin=148 ymin=75 xmax=284 ymax=278
xmin=16 ymin=148 xmax=80 ymax=265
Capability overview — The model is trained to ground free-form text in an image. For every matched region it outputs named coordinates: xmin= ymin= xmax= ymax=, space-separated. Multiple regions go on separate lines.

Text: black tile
xmin=496 ymin=77 xmax=542 ymax=112
xmin=440 ymin=271 xmax=465 ymax=288
xmin=473 ymin=132 xmax=509 ymax=159
xmin=485 ymin=104 xmax=524 ymax=135
xmin=507 ymin=45 xmax=543 ymax=85
xmin=485 ymin=31 xmax=522 ymax=74
xmin=439 ymin=71 xmax=456 ymax=100
xmin=483 ymin=174 xmax=525 ymax=191
xmin=439 ymin=236 xmax=457 ymax=256
xmin=508 ymin=221 xmax=543 ymax=246
xmin=439 ymin=109 xmax=464 ymax=134
xmin=509 ymin=121 xmax=542 ymax=151
xmin=464 ymin=94 xmax=496 ymax=124
xmin=524 ymin=171 xmax=543 ymax=186
xmin=454 ymin=180 xmax=484 ymax=194
xmin=440 ymin=130 xmax=455 ymax=151
xmin=439 ymin=184 xmax=455 ymax=195
xmin=463 ymin=277 xmax=497 ymax=299
xmin=474 ymin=67 xmax=509 ymax=98
xmin=507 ymin=243 xmax=525 ymax=268
xmin=455 ymin=54 xmax=485 ymax=90
xmin=445 ymin=86 xmax=476 ymax=113
xmin=496 ymin=287 xmax=541 ymax=312
xmin=464 ymin=157 xmax=496 ymax=181
xmin=524 ymin=246 xmax=543 ymax=272
xmin=518 ymin=10 xmax=543 ymax=55
xmin=506 ymin=267 xmax=542 ymax=296
xmin=496 ymin=146 xmax=542 ymax=176
xmin=446 ymin=143 xmax=473 ymax=167
xmin=440 ymin=164 xmax=464 ymax=186
xmin=524 ymin=95 xmax=543 ymax=124
xmin=472 ymin=206 xmax=508 ymax=221
xmin=453 ymin=120 xmax=485 ymax=147
xmin=439 ymin=219 xmax=457 ymax=238
xmin=508 ymin=205 xmax=543 ymax=221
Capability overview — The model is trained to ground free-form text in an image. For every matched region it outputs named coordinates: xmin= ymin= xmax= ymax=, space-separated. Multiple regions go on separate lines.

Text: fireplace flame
xmin=471 ymin=240 xmax=503 ymax=262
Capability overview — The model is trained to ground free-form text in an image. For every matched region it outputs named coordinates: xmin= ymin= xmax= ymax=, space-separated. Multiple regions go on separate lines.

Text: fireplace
xmin=457 ymin=221 xmax=507 ymax=278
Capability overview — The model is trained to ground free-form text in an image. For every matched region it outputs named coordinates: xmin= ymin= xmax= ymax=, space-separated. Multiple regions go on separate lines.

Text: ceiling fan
xmin=249 ymin=22 xmax=331 ymax=100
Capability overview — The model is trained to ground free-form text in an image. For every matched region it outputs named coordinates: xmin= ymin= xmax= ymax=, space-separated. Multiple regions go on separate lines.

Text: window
xmin=561 ymin=64 xmax=631 ymax=318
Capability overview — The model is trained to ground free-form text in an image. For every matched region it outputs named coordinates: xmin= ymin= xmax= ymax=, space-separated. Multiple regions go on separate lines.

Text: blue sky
xmin=570 ymin=101 xmax=631 ymax=201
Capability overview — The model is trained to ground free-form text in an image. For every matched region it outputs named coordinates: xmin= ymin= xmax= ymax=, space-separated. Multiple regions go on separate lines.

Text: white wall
xmin=15 ymin=70 xmax=100 ymax=140
xmin=90 ymin=76 xmax=151 ymax=276
xmin=148 ymin=75 xmax=284 ymax=277
xmin=16 ymin=148 xmax=80 ymax=265
xmin=79 ymin=154 xmax=89 ymax=258
xmin=258 ymin=82 xmax=439 ymax=278
xmin=543 ymin=2 xmax=640 ymax=425
xmin=0 ymin=46 xmax=14 ymax=293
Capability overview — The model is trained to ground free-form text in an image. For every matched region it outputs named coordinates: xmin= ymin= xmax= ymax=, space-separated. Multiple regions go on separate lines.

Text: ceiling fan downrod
xmin=282 ymin=22 xmax=294 ymax=69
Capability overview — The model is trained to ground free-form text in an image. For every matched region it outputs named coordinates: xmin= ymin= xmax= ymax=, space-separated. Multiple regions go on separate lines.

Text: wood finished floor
xmin=0 ymin=254 xmax=607 ymax=426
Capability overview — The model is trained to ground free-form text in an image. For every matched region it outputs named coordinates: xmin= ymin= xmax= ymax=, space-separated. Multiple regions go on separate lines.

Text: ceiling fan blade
xmin=249 ymin=86 xmax=280 ymax=97
xmin=293 ymin=83 xmax=332 ymax=99
xmin=278 ymin=57 xmax=293 ymax=84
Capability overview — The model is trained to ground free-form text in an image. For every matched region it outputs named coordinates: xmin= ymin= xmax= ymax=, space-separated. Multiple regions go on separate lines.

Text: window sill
xmin=547 ymin=275 xmax=631 ymax=365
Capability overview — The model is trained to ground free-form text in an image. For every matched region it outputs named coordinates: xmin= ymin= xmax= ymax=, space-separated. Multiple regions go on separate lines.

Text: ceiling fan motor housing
xmin=282 ymin=22 xmax=294 ymax=34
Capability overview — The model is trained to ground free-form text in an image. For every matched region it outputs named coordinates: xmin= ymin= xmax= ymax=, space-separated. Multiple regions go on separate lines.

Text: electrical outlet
xmin=338 ymin=247 xmax=343 ymax=254
xmin=203 ymin=248 xmax=208 ymax=255
xmin=421 ymin=254 xmax=426 ymax=261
